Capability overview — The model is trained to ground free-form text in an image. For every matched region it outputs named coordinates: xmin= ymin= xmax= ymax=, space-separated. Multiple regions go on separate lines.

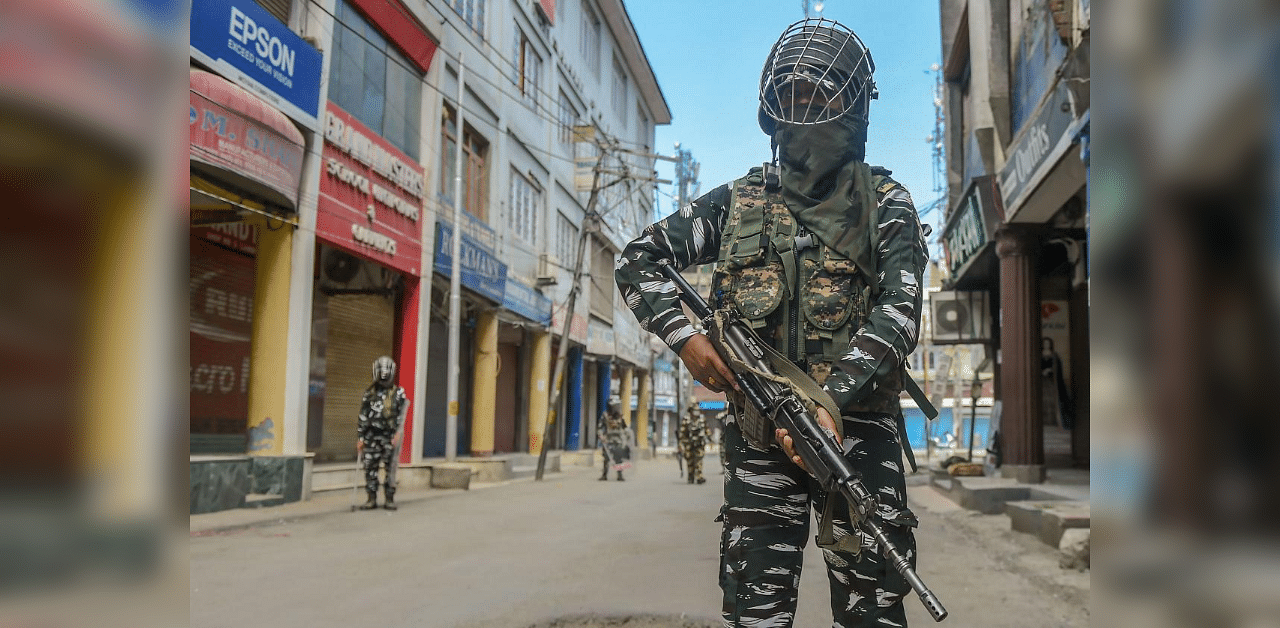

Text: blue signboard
xmin=190 ymin=0 xmax=323 ymax=130
xmin=501 ymin=279 xmax=553 ymax=326
xmin=434 ymin=222 xmax=507 ymax=303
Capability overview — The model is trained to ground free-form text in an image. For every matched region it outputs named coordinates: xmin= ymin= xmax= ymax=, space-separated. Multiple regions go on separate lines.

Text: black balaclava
xmin=773 ymin=116 xmax=879 ymax=288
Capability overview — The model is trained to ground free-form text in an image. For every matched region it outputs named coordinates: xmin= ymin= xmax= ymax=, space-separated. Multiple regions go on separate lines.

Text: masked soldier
xmin=678 ymin=404 xmax=709 ymax=485
xmin=616 ymin=18 xmax=928 ymax=626
xmin=356 ymin=356 xmax=408 ymax=510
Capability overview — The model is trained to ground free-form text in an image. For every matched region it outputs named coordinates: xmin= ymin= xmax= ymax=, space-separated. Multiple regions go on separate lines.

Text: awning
xmin=190 ymin=68 xmax=305 ymax=211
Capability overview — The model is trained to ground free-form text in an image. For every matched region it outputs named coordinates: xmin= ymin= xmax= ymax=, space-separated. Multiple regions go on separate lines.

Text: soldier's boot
xmin=383 ymin=486 xmax=397 ymax=511
xmin=696 ymin=476 xmax=706 ymax=484
xmin=359 ymin=490 xmax=378 ymax=510
xmin=616 ymin=470 xmax=625 ymax=481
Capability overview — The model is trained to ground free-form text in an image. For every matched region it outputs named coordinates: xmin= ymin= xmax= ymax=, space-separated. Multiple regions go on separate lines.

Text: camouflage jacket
xmin=678 ymin=411 xmax=708 ymax=450
xmin=615 ymin=165 xmax=927 ymax=415
xmin=357 ymin=384 xmax=408 ymax=440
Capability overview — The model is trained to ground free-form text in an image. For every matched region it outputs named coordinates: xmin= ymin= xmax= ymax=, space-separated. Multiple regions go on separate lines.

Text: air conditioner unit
xmin=537 ymin=253 xmax=559 ymax=287
xmin=930 ymin=290 xmax=991 ymax=344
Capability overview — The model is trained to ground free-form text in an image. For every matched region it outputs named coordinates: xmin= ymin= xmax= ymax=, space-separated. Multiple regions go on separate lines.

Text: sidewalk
xmin=190 ymin=462 xmax=600 ymax=535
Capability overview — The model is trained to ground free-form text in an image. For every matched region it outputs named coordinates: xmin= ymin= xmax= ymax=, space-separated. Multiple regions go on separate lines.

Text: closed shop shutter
xmin=189 ymin=234 xmax=257 ymax=453
xmin=315 ymin=293 xmax=394 ymax=462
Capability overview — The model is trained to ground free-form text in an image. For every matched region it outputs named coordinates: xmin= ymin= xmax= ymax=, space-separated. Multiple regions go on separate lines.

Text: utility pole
xmin=671 ymin=142 xmax=702 ymax=411
xmin=445 ymin=52 xmax=466 ymax=462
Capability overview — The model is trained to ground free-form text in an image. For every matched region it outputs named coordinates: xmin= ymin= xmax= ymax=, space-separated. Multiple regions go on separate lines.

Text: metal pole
xmin=535 ymin=147 xmax=608 ymax=480
xmin=445 ymin=52 xmax=466 ymax=462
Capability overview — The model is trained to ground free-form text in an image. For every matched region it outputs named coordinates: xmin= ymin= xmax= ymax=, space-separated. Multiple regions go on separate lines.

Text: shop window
xmin=328 ymin=0 xmax=423 ymax=160
xmin=440 ymin=104 xmax=490 ymax=222
xmin=447 ymin=0 xmax=486 ymax=37
xmin=512 ymin=26 xmax=543 ymax=106
xmin=508 ymin=168 xmax=542 ymax=244
xmin=581 ymin=3 xmax=600 ymax=78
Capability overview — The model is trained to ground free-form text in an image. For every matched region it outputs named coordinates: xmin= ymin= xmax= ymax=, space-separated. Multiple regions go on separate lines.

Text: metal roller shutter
xmin=189 ymin=235 xmax=257 ymax=453
xmin=316 ymin=293 xmax=394 ymax=461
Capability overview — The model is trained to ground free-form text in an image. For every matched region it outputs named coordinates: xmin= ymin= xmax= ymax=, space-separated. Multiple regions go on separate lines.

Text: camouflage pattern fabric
xmin=599 ymin=413 xmax=633 ymax=475
xmin=616 ymin=163 xmax=927 ymax=627
xmin=720 ymin=417 xmax=917 ymax=627
xmin=678 ymin=410 xmax=709 ymax=483
xmin=358 ymin=384 xmax=407 ymax=493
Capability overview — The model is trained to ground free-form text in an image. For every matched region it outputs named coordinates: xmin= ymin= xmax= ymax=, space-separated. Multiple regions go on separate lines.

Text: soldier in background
xmin=598 ymin=396 xmax=633 ymax=481
xmin=678 ymin=404 xmax=709 ymax=484
xmin=356 ymin=356 xmax=408 ymax=510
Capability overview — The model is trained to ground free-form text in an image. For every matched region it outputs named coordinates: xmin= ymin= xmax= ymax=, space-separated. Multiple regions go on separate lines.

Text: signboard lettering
xmin=191 ymin=0 xmax=323 ymax=129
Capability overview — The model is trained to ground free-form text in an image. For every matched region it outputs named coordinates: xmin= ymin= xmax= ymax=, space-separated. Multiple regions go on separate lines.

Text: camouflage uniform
xmin=678 ymin=408 xmax=709 ymax=484
xmin=358 ymin=384 xmax=408 ymax=500
xmin=616 ymin=166 xmax=927 ymax=626
xmin=598 ymin=412 xmax=632 ymax=481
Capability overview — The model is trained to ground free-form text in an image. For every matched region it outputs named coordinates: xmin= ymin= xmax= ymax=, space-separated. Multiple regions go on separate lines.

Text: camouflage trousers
xmin=719 ymin=414 xmax=917 ymax=627
xmin=684 ymin=445 xmax=706 ymax=482
xmin=361 ymin=441 xmax=399 ymax=494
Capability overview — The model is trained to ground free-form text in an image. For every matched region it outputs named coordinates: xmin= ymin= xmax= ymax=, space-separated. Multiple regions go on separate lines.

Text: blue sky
xmin=624 ymin=1 xmax=944 ymax=252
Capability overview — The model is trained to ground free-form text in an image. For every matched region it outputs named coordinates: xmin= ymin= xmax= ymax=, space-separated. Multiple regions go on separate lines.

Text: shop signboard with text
xmin=190 ymin=78 xmax=305 ymax=206
xmin=434 ymin=222 xmax=507 ymax=303
xmin=942 ymin=175 xmax=1004 ymax=282
xmin=502 ymin=279 xmax=553 ymax=326
xmin=190 ymin=0 xmax=323 ymax=129
xmin=318 ymin=104 xmax=425 ymax=276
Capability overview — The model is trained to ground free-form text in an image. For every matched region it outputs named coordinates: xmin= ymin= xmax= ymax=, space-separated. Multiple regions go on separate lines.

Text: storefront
xmin=497 ymin=279 xmax=555 ymax=454
xmin=426 ymin=216 xmax=506 ymax=457
xmin=308 ymin=103 xmax=426 ymax=463
xmin=994 ymin=76 xmax=1090 ymax=479
xmin=188 ymin=61 xmax=309 ymax=454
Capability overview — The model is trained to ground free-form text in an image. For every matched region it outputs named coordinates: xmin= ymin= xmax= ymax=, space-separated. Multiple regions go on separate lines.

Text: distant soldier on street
xmin=356 ymin=356 xmax=408 ymax=510
xmin=598 ymin=396 xmax=634 ymax=481
xmin=678 ymin=404 xmax=709 ymax=484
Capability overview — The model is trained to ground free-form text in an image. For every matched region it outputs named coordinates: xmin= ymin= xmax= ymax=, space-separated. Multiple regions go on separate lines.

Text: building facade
xmin=188 ymin=0 xmax=669 ymax=512
xmin=935 ymin=0 xmax=1090 ymax=481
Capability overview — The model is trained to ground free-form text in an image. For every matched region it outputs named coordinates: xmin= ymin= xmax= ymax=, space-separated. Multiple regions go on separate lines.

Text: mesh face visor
xmin=372 ymin=356 xmax=396 ymax=381
xmin=759 ymin=18 xmax=876 ymax=127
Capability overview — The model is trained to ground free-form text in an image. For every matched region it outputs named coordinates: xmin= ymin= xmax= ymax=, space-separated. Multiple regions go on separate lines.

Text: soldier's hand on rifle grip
xmin=776 ymin=406 xmax=839 ymax=473
xmin=678 ymin=333 xmax=739 ymax=393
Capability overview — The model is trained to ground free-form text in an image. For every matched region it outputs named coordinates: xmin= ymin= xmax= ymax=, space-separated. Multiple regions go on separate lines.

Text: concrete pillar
xmin=565 ymin=347 xmax=584 ymax=450
xmin=246 ymin=219 xmax=294 ymax=455
xmin=995 ymin=227 xmax=1044 ymax=483
xmin=470 ymin=309 xmax=498 ymax=457
xmin=85 ymin=176 xmax=166 ymax=518
xmin=527 ymin=330 xmax=551 ymax=454
xmin=636 ymin=370 xmax=650 ymax=452
xmin=395 ymin=277 xmax=421 ymax=464
xmin=620 ymin=365 xmax=634 ymax=428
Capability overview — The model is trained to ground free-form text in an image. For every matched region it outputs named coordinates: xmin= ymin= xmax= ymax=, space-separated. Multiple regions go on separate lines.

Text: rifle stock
xmin=656 ymin=260 xmax=947 ymax=622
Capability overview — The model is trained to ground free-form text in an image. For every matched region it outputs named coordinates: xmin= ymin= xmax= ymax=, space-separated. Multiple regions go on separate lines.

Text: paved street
xmin=190 ymin=456 xmax=1087 ymax=628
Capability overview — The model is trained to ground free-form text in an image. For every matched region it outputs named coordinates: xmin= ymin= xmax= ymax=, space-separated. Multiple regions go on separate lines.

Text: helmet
xmin=372 ymin=356 xmax=396 ymax=382
xmin=758 ymin=18 xmax=877 ymax=136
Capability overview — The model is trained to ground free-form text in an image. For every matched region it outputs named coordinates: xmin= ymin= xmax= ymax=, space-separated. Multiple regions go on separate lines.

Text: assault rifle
xmin=657 ymin=260 xmax=947 ymax=622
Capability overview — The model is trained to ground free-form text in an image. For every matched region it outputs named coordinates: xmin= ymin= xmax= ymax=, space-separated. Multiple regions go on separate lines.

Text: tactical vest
xmin=712 ymin=165 xmax=904 ymax=415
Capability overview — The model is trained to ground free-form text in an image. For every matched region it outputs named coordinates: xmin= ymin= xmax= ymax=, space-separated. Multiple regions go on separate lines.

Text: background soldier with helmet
xmin=356 ymin=356 xmax=408 ymax=511
xmin=677 ymin=403 xmax=709 ymax=485
xmin=616 ymin=18 xmax=929 ymax=626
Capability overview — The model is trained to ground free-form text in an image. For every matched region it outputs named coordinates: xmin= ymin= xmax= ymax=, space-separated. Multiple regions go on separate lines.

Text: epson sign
xmin=228 ymin=7 xmax=297 ymax=85
xmin=191 ymin=0 xmax=323 ymax=130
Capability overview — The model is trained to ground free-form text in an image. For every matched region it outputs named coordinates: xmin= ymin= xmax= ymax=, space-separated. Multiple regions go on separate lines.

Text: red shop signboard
xmin=190 ymin=69 xmax=305 ymax=207
xmin=317 ymin=104 xmax=425 ymax=276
